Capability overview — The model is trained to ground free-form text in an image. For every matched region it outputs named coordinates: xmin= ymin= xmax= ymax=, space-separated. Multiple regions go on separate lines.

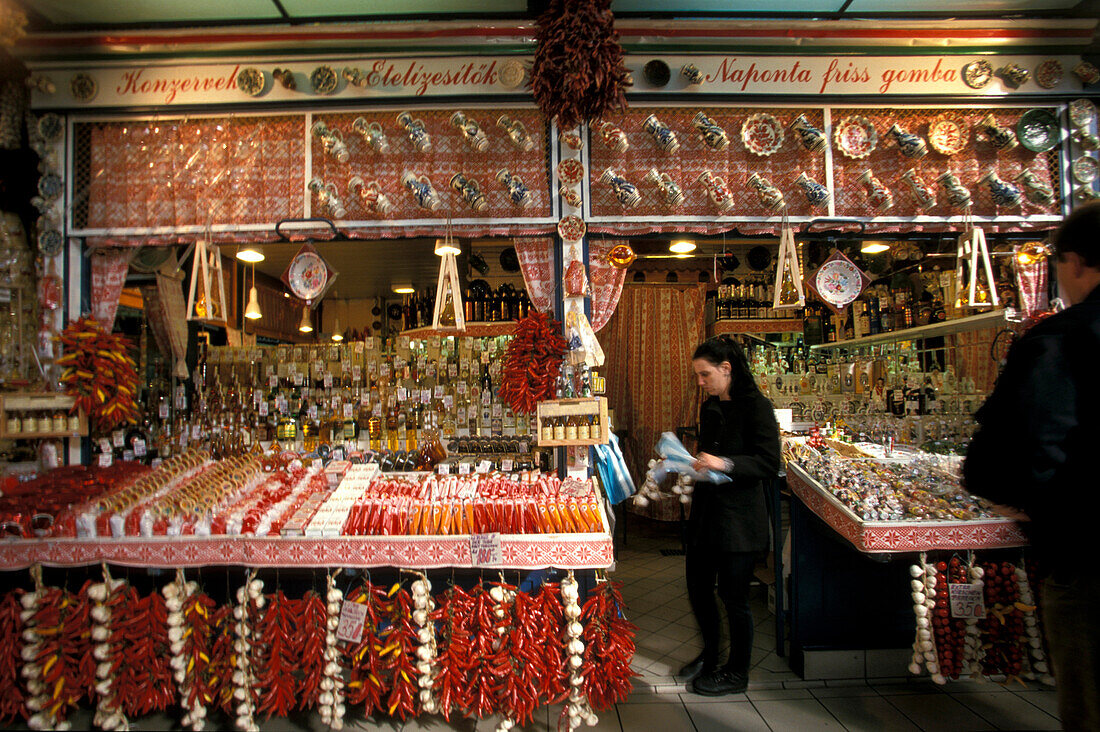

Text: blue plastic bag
xmin=653 ymin=431 xmax=731 ymax=484
xmin=593 ymin=432 xmax=636 ymax=505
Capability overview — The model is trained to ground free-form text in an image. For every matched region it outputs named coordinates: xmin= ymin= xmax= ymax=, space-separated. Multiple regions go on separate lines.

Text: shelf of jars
xmin=808 ymin=309 xmax=1009 ymax=351
xmin=783 ymin=439 xmax=1026 ymax=554
xmin=535 ymin=398 xmax=608 ymax=447
xmin=0 ymin=392 xmax=87 ymax=440
xmin=0 ymin=457 xmax=614 ymax=571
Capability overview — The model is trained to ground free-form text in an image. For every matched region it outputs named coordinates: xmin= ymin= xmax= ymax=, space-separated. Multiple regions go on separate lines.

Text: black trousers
xmin=685 ymin=548 xmax=756 ymax=674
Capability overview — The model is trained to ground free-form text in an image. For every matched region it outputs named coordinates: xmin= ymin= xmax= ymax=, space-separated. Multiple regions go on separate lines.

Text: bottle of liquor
xmin=868 ymin=296 xmax=882 ymax=335
xmin=803 ymin=303 xmax=824 ymax=345
xmin=405 ymin=405 xmax=418 ymax=452
xmin=386 ymin=404 xmax=400 ymax=451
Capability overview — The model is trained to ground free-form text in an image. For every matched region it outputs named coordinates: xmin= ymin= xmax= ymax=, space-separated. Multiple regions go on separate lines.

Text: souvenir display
xmin=401 ymin=171 xmax=442 ymax=211
xmin=681 ymin=64 xmax=704 ymax=85
xmin=310 ymin=120 xmax=349 ymax=163
xmin=497 ymin=168 xmax=534 ymax=207
xmin=1074 ymin=61 xmax=1100 ymax=85
xmin=309 ymin=65 xmax=338 ymax=94
xmin=556 ymin=158 xmax=585 ymax=186
xmin=272 ymin=67 xmax=296 ymax=89
xmin=962 ymin=59 xmax=994 ymax=89
xmin=498 ymin=59 xmax=526 ymax=89
xmin=999 ymin=63 xmax=1030 ymax=87
xmin=643 ymin=59 xmax=671 ymax=87
xmin=308 ymin=176 xmax=346 ymax=218
xmin=1069 ymin=98 xmax=1097 ymax=129
xmin=741 ymin=112 xmax=784 ymax=156
xmin=901 ymin=168 xmax=937 ymax=209
xmin=747 ymin=172 xmax=786 ymax=211
xmin=599 ymin=168 xmax=641 ymax=208
xmin=1014 ymin=169 xmax=1056 ymax=206
xmin=978 ymin=170 xmax=1024 ymax=208
xmin=887 ymin=123 xmax=928 ymax=159
xmin=396 ymin=111 xmax=432 ymax=153
xmin=928 ymin=115 xmax=967 ymax=155
xmin=450 ymin=111 xmax=490 ymax=152
xmin=807 ymin=249 xmax=871 ymax=312
xmin=795 ymin=172 xmax=830 ymax=208
xmin=35 ymin=113 xmax=64 ymax=142
xmin=449 ymin=173 xmax=488 ymax=212
xmin=698 ymin=169 xmax=735 ymax=211
xmin=691 ymin=111 xmax=729 ymax=150
xmin=833 ymin=115 xmax=876 ymax=159
xmin=936 ymin=171 xmax=973 ymax=209
xmin=348 ymin=176 xmax=393 ymax=215
xmin=557 ymin=214 xmax=586 ymax=241
xmin=857 ymin=169 xmax=894 ymax=213
xmin=352 ymin=117 xmax=391 ymax=153
xmin=497 ymin=115 xmax=535 ymax=151
xmin=607 ymin=243 xmax=636 ymax=269
xmin=282 ymin=243 xmax=332 ymax=302
xmin=1034 ymin=59 xmax=1063 ymax=89
xmin=1016 ymin=108 xmax=1061 ymax=152
xmin=644 ymin=168 xmax=685 ymax=208
xmin=1072 ymin=155 xmax=1099 ymax=184
xmin=789 ymin=114 xmax=827 ymax=152
xmin=978 ymin=113 xmax=1018 ymax=151
xmin=236 ymin=67 xmax=265 ymax=96
xmin=597 ymin=121 xmax=629 ymax=153
xmin=641 ymin=114 xmax=680 ymax=152
xmin=70 ymin=72 xmax=97 ymax=102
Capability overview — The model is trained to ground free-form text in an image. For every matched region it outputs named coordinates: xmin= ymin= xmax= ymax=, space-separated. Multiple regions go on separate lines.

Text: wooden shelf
xmin=0 ymin=393 xmax=87 ymax=440
xmin=401 ymin=321 xmax=517 ymax=338
xmin=536 ymin=397 xmax=608 ymax=447
xmin=809 ymin=309 xmax=1008 ymax=351
xmin=709 ymin=319 xmax=804 ymax=336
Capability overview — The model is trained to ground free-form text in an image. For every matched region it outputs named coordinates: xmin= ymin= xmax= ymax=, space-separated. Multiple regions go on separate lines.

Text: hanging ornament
xmin=280 ymin=241 xmax=338 ymax=308
xmin=186 ymin=236 xmax=227 ymax=324
xmin=806 ymin=248 xmax=871 ymax=314
xmin=772 ymin=224 xmax=806 ymax=310
xmin=955 ymin=226 xmax=1000 ymax=309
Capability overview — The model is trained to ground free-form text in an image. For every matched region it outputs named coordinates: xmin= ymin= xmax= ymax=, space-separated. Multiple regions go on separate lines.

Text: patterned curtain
xmin=599 ymin=282 xmax=707 ymax=490
xmin=587 ymin=239 xmax=628 ymax=331
xmin=139 ymin=253 xmax=189 ymax=379
xmin=89 ymin=247 xmax=135 ymax=331
xmin=514 ymin=237 xmax=555 ymax=314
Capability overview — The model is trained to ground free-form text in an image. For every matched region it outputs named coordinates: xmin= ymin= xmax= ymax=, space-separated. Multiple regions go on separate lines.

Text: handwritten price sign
xmin=335 ymin=601 xmax=368 ymax=644
xmin=470 ymin=533 xmax=502 ymax=567
xmin=949 ymin=583 xmax=986 ymax=619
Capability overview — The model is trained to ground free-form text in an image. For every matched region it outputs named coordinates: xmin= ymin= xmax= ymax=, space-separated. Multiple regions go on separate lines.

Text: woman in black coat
xmin=680 ymin=336 xmax=781 ymax=696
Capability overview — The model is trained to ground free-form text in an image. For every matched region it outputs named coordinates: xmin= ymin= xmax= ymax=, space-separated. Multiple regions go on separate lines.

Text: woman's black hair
xmin=692 ymin=335 xmax=761 ymax=399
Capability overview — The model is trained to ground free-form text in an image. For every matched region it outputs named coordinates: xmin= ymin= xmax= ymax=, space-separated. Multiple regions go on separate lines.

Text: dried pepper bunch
xmin=499 ymin=312 xmax=567 ymax=414
xmin=57 ymin=315 xmax=140 ymax=434
xmin=530 ymin=0 xmax=630 ymax=131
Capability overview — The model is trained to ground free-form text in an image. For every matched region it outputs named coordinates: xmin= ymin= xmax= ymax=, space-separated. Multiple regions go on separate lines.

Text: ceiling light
xmin=861 ymin=241 xmax=891 ymax=254
xmin=434 ymin=237 xmax=461 ymax=256
xmin=236 ymin=244 xmax=265 ymax=263
xmin=392 ymin=282 xmax=415 ymax=294
xmin=669 ymin=239 xmax=696 ymax=254
xmin=298 ymin=305 xmax=313 ymax=333
xmin=244 ymin=287 xmax=262 ymax=320
xmin=331 ymin=314 xmax=343 ymax=341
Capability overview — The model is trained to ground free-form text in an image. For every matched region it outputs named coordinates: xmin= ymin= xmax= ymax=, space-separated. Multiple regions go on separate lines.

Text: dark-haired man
xmin=964 ymin=202 xmax=1100 ymax=731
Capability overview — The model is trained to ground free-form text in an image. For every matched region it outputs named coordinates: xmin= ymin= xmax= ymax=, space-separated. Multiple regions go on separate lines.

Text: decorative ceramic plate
xmin=310 ymin=65 xmax=338 ymax=95
xmin=286 ymin=250 xmax=329 ymax=300
xmin=37 ymin=173 xmax=62 ymax=200
xmin=813 ymin=257 xmax=867 ymax=309
xmin=37 ymin=229 xmax=63 ymax=257
xmin=556 ymin=159 xmax=584 ymax=186
xmin=833 ymin=115 xmax=877 ymax=159
xmin=1035 ymin=59 xmax=1064 ymax=89
xmin=928 ymin=115 xmax=967 ymax=156
xmin=962 ymin=59 xmax=994 ymax=89
xmin=741 ymin=113 xmax=784 ymax=156
xmin=557 ymin=215 xmax=586 ymax=241
xmin=1069 ymin=98 xmax=1097 ymax=129
xmin=36 ymin=113 xmax=64 ymax=142
xmin=237 ymin=67 xmax=265 ymax=96
xmin=70 ymin=73 xmax=97 ymax=103
xmin=1073 ymin=155 xmax=1099 ymax=184
xmin=499 ymin=60 xmax=526 ymax=89
xmin=1017 ymin=109 xmax=1061 ymax=152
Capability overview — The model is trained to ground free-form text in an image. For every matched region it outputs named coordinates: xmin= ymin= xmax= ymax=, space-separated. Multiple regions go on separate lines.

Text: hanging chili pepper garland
xmin=56 ymin=315 xmax=140 ymax=434
xmin=499 ymin=311 xmax=567 ymax=415
xmin=530 ymin=0 xmax=630 ymax=132
xmin=0 ymin=591 xmax=27 ymax=725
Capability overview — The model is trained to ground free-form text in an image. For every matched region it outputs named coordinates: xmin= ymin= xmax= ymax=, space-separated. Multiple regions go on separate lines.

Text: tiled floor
xmin=5 ymin=517 xmax=1061 ymax=732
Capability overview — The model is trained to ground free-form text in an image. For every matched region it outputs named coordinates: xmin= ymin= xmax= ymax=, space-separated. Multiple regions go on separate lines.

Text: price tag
xmin=456 ymin=381 xmax=466 ymax=396
xmin=476 ymin=460 xmax=491 ymax=474
xmin=335 ymin=601 xmax=368 ymax=644
xmin=259 ymin=402 xmax=269 ymax=417
xmin=332 ymin=396 xmax=341 ymax=410
xmin=332 ymin=447 xmax=345 ymax=461
xmin=448 ymin=364 xmax=458 ymax=378
xmin=324 ymin=374 xmax=333 ymax=389
xmin=269 ymin=375 xmax=278 ymax=389
xmin=372 ymin=403 xmax=382 ymax=417
xmin=353 ymin=366 xmax=361 ymax=381
xmin=492 ymin=403 xmax=503 ymax=418
xmin=443 ymin=395 xmax=454 ymax=410
xmin=380 ymin=363 xmax=390 ymax=377
xmin=151 ymin=457 xmax=163 ymax=469
xmin=192 ymin=425 xmax=201 ymax=439
xmin=501 ymin=458 xmax=514 ymax=472
xmin=360 ymin=393 xmax=369 ymax=407
xmin=308 ymin=405 xmax=318 ymax=420
xmin=98 ymin=437 xmax=111 ymax=453
xmin=457 ymin=406 xmax=467 ymax=422
xmin=397 ymin=387 xmax=408 ymax=402
xmin=365 ymin=338 xmax=375 ymax=351
xmin=949 ymin=583 xmax=987 ymax=619
xmin=133 ymin=439 xmax=146 ymax=457
xmin=470 ymin=533 xmax=503 ymax=567
xmin=180 ymin=431 xmax=188 ymax=447
xmin=98 ymin=453 xmax=113 ymax=468
xmin=122 ymin=449 xmax=134 ymax=462
xmin=482 ymin=391 xmax=492 ymax=406
xmin=437 ymin=463 xmax=451 ymax=476
xmin=158 ymin=402 xmax=170 ymax=419
xmin=480 ymin=351 xmax=491 ymax=364
xmin=343 ymin=404 xmax=354 ymax=418
xmin=293 ymin=373 xmax=304 ymax=386
xmin=398 ymin=336 xmax=410 ymax=350
xmin=112 ymin=430 xmax=125 ymax=447
xmin=420 ymin=389 xmax=432 ymax=404
xmin=458 ymin=462 xmax=472 ymax=475
xmin=313 ymin=360 xmax=324 ymax=373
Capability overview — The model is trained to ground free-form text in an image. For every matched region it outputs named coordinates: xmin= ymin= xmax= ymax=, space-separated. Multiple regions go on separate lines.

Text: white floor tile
xmin=1012 ymin=689 xmax=1061 ymax=719
xmin=950 ymin=691 xmax=1061 ymax=730
xmin=819 ymin=695 xmax=922 ymax=731
xmin=747 ymin=688 xmax=813 ymax=701
xmin=617 ymin=701 xmax=694 ymax=731
xmin=883 ymin=693 xmax=995 ymax=731
xmin=685 ymin=700 xmax=771 ymax=732
xmin=752 ymin=698 xmax=846 ymax=730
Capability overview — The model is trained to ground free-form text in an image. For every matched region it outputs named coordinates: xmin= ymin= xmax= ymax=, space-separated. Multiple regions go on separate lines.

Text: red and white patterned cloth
xmin=89 ymin=247 xmax=134 ymax=330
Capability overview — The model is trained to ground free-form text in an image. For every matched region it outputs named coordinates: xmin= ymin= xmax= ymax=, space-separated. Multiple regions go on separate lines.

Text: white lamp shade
xmin=669 ymin=239 xmax=696 ymax=254
xmin=298 ymin=305 xmax=313 ymax=333
xmin=434 ymin=238 xmax=461 ymax=256
xmin=244 ymin=286 xmax=262 ymax=319
xmin=236 ymin=245 xmax=265 ymax=263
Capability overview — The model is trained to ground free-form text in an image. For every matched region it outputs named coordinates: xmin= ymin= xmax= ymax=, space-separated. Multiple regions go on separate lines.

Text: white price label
xmin=476 ymin=460 xmax=491 ymax=474
xmin=456 ymin=381 xmax=466 ymax=395
xmin=492 ymin=403 xmax=503 ymax=418
xmin=372 ymin=403 xmax=382 ymax=417
xmin=259 ymin=402 xmax=269 ymax=417
xmin=98 ymin=437 xmax=111 ymax=453
xmin=335 ymin=600 xmax=368 ymax=644
xmin=501 ymin=458 xmax=514 ymax=472
xmin=457 ymin=407 xmax=467 ymax=421
xmin=324 ymin=374 xmax=333 ymax=388
xmin=122 ymin=449 xmax=134 ymax=462
xmin=448 ymin=364 xmax=458 ymax=378
xmin=112 ymin=430 xmax=125 ymax=447
xmin=98 ymin=453 xmax=113 ymax=468
xmin=480 ymin=352 xmax=491 ymax=364
xmin=437 ymin=463 xmax=451 ymax=476
xmin=420 ymin=389 xmax=432 ymax=404
xmin=443 ymin=395 xmax=454 ymax=409
xmin=158 ymin=402 xmax=170 ymax=419
xmin=353 ymin=366 xmax=361 ymax=381
xmin=332 ymin=447 xmax=345 ymax=461
xmin=949 ymin=583 xmax=987 ymax=619
xmin=269 ymin=375 xmax=277 ymax=389
xmin=309 ymin=405 xmax=318 ymax=420
xmin=192 ymin=425 xmax=201 ymax=439
xmin=434 ymin=385 xmax=445 ymax=399
xmin=481 ymin=391 xmax=492 ymax=406
xmin=470 ymin=533 xmax=503 ymax=567
xmin=397 ymin=387 xmax=408 ymax=402
xmin=133 ymin=439 xmax=146 ymax=457
xmin=365 ymin=338 xmax=375 ymax=350
xmin=343 ymin=404 xmax=354 ymax=418
xmin=293 ymin=373 xmax=304 ymax=386
xmin=458 ymin=462 xmax=472 ymax=475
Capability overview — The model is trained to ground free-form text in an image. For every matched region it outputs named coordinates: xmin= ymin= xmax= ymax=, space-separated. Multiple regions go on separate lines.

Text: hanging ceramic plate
xmin=310 ymin=65 xmax=338 ymax=94
xmin=499 ymin=60 xmax=526 ymax=89
xmin=36 ymin=113 xmax=64 ymax=143
xmin=833 ymin=115 xmax=877 ymax=159
xmin=236 ymin=67 xmax=265 ymax=97
xmin=643 ymin=60 xmax=671 ymax=87
xmin=1072 ymin=155 xmax=1099 ymax=184
xmin=928 ymin=115 xmax=967 ymax=156
xmin=557 ymin=215 xmax=586 ymax=241
xmin=1069 ymin=99 xmax=1096 ymax=129
xmin=1017 ymin=109 xmax=1061 ymax=152
xmin=962 ymin=59 xmax=994 ymax=89
xmin=741 ymin=113 xmax=784 ymax=156
xmin=1035 ymin=59 xmax=1064 ymax=89
xmin=37 ymin=229 xmax=63 ymax=257
xmin=70 ymin=73 xmax=97 ymax=103
xmin=37 ymin=173 xmax=63 ymax=200
xmin=556 ymin=159 xmax=584 ymax=186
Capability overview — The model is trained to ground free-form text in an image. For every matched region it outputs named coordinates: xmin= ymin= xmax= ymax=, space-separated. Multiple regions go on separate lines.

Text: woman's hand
xmin=693 ymin=452 xmax=730 ymax=474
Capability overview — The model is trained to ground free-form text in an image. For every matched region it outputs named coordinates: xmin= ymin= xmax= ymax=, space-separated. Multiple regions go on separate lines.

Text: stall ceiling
xmin=14 ymin=0 xmax=1095 ymax=28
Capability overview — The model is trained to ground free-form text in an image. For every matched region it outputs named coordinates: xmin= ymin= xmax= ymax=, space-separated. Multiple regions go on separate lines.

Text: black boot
xmin=690 ymin=668 xmax=749 ymax=696
xmin=677 ymin=653 xmax=712 ymax=681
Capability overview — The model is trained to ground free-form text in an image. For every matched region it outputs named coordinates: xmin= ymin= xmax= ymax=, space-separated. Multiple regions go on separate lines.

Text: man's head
xmin=1053 ymin=202 xmax=1100 ymax=306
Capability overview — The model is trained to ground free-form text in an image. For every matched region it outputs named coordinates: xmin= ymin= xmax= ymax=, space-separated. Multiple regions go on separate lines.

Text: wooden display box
xmin=0 ymin=392 xmax=88 ymax=439
xmin=535 ymin=397 xmax=608 ymax=447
